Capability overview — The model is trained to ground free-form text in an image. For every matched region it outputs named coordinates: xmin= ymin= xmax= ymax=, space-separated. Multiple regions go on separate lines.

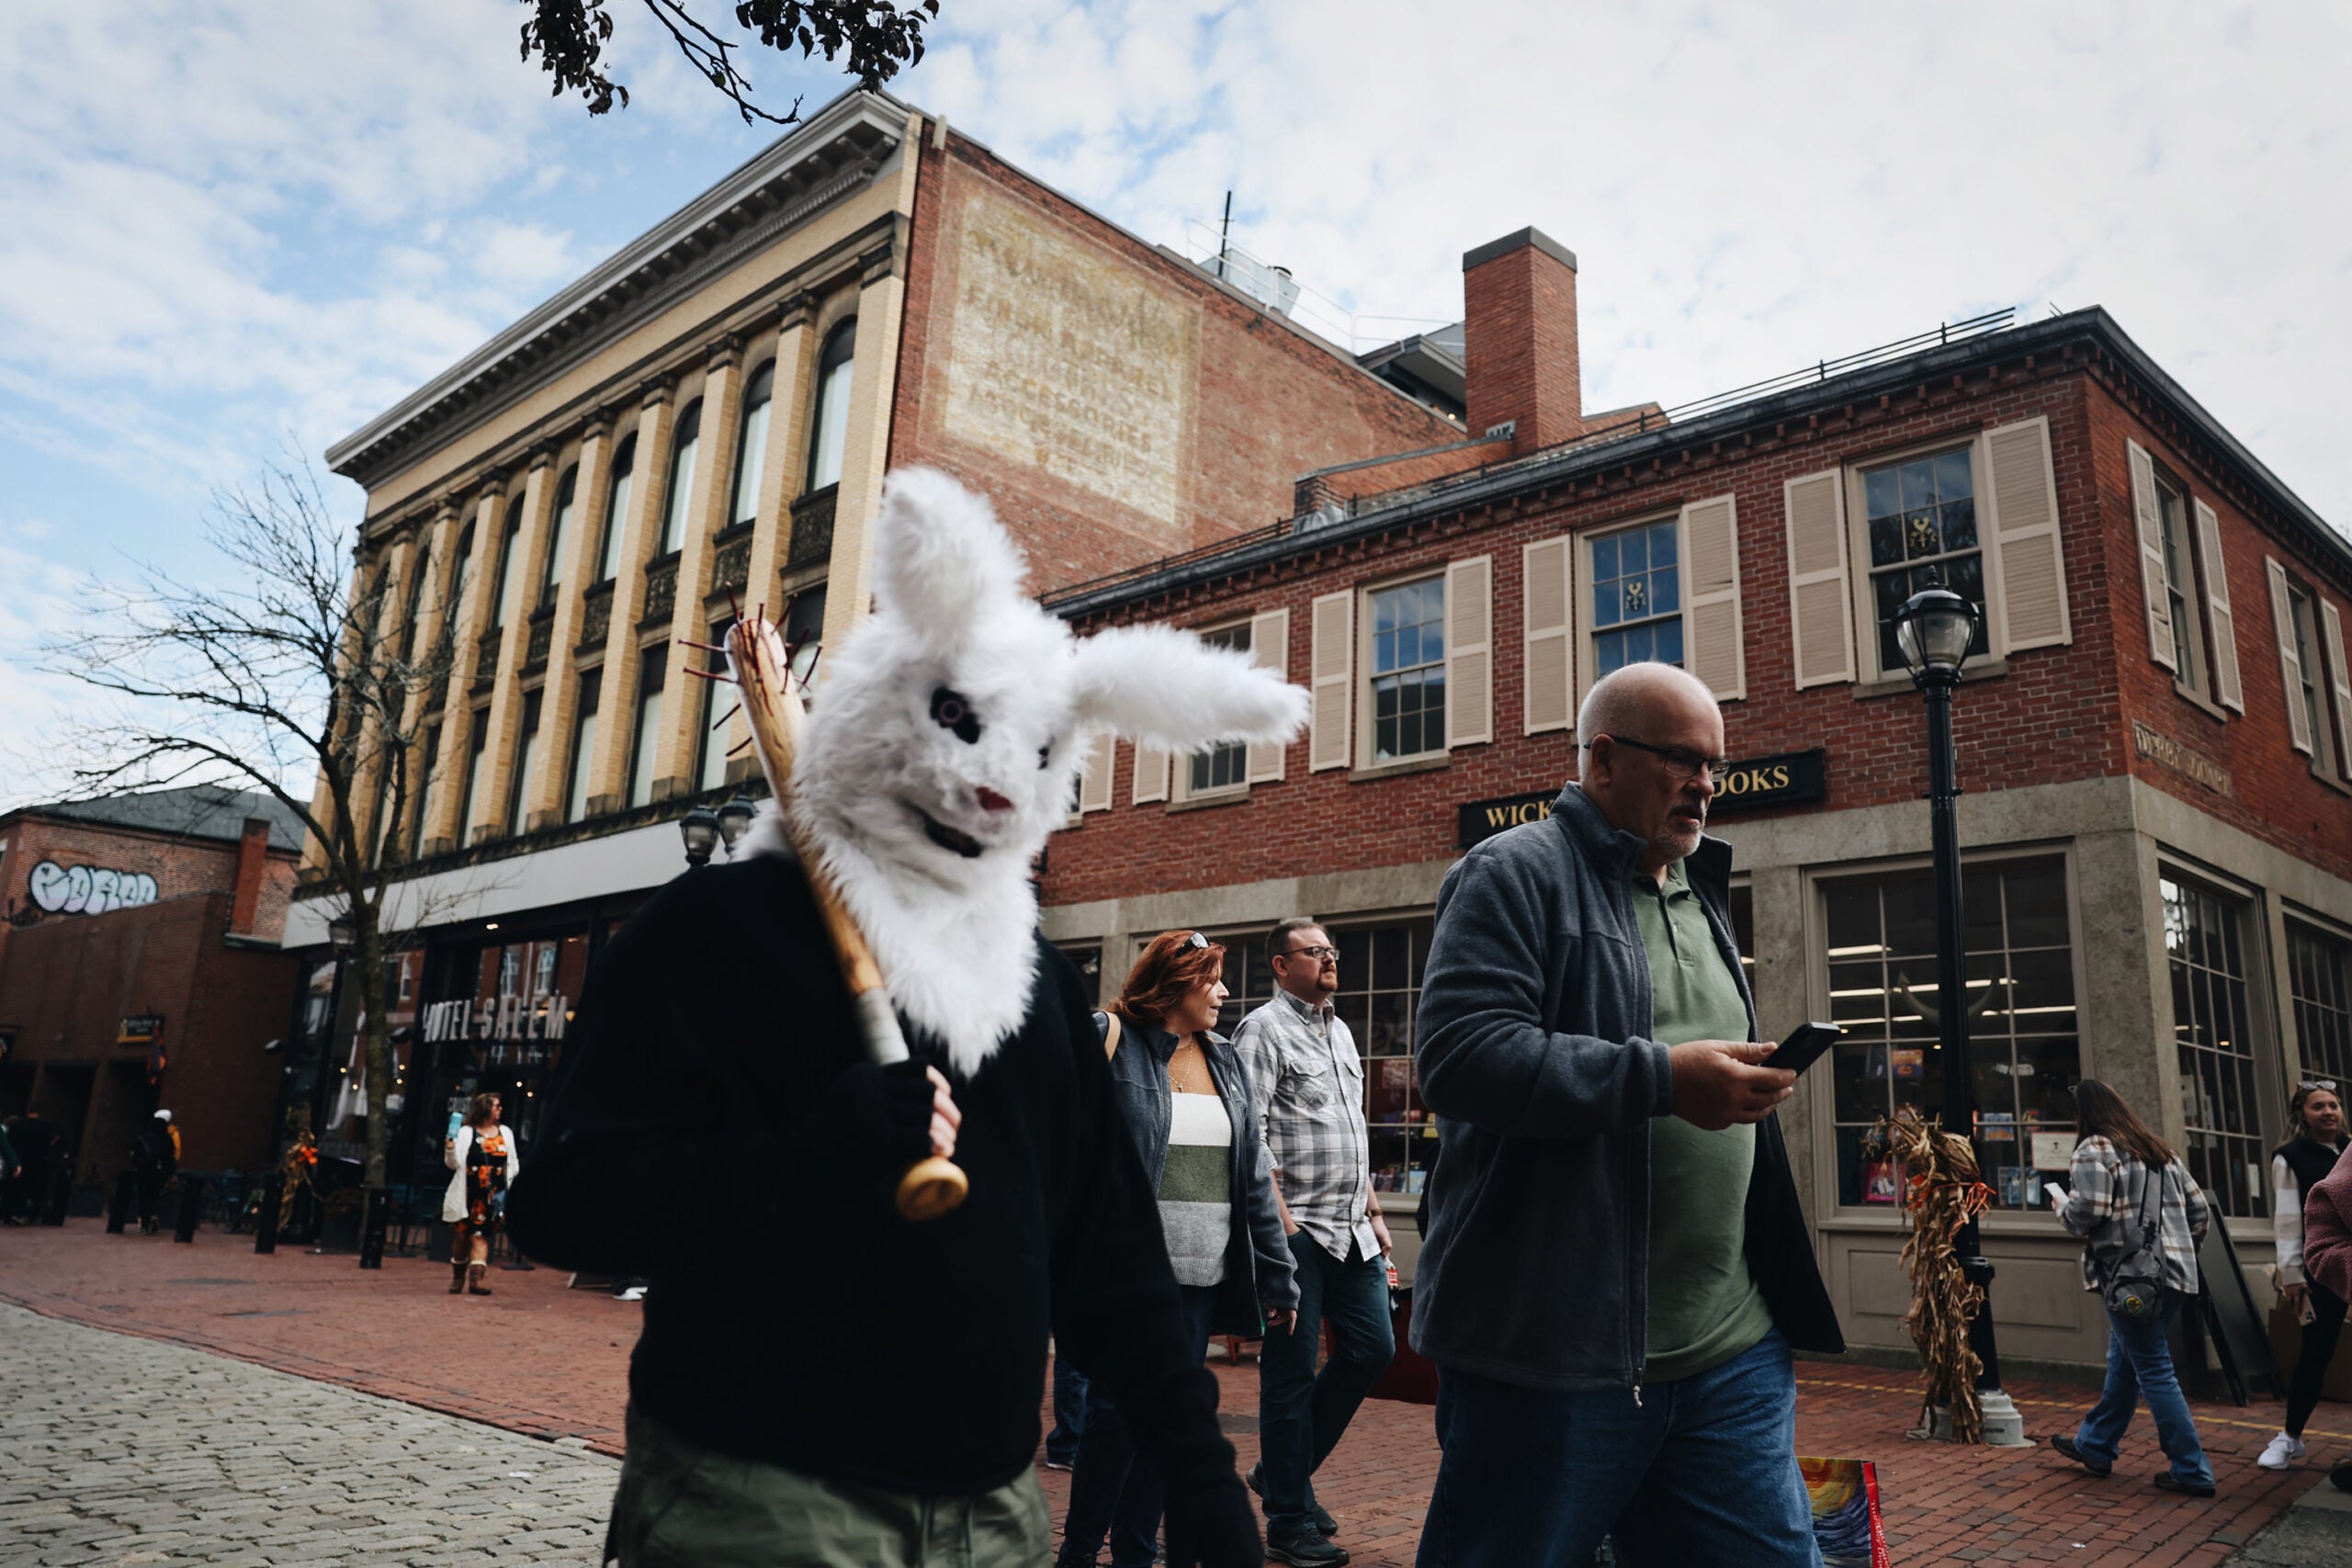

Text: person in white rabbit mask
xmin=510 ymin=468 xmax=1304 ymax=1568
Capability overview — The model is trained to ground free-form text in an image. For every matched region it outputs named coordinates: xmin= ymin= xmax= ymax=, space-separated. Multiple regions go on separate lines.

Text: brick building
xmin=0 ymin=784 xmax=304 ymax=1188
xmin=288 ymin=87 xmax=1464 ymax=1188
xmin=1038 ymin=229 xmax=2352 ymax=1370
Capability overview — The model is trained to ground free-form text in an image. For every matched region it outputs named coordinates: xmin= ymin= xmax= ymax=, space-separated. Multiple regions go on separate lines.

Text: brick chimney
xmin=230 ymin=817 xmax=271 ymax=935
xmin=1462 ymin=227 xmax=1581 ymax=456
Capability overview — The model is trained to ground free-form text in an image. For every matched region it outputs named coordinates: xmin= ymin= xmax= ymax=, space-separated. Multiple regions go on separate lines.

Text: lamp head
xmin=326 ymin=908 xmax=358 ymax=954
xmin=715 ymin=794 xmax=757 ymax=853
xmin=1893 ymin=587 xmax=1982 ymax=682
xmin=679 ymin=805 xmax=720 ymax=868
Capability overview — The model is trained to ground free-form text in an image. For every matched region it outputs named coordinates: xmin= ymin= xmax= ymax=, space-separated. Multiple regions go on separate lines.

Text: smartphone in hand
xmin=1762 ymin=1021 xmax=1843 ymax=1075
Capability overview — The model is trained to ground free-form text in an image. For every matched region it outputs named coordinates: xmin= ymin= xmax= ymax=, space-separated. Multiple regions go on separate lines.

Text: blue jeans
xmin=1047 ymin=1356 xmax=1090 ymax=1466
xmin=1259 ymin=1232 xmax=1395 ymax=1536
xmin=1059 ymin=1285 xmax=1217 ymax=1567
xmin=1417 ymin=1331 xmax=1816 ymax=1568
xmin=2074 ymin=1293 xmax=2212 ymax=1486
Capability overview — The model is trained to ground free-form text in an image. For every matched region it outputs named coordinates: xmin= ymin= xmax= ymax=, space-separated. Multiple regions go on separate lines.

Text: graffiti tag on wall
xmin=26 ymin=861 xmax=161 ymax=915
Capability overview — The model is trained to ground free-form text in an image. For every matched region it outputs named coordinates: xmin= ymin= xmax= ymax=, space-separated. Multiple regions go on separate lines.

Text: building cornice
xmin=1047 ymin=309 xmax=2351 ymax=621
xmin=325 ymin=90 xmax=910 ymax=490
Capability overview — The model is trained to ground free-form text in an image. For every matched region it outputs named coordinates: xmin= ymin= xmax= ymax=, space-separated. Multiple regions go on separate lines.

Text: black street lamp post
xmin=678 ymin=805 xmax=721 ymax=868
xmin=1891 ymin=587 xmax=2027 ymax=1446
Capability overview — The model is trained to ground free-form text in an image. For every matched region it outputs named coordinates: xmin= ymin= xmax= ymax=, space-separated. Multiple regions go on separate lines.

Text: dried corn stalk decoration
xmin=1874 ymin=1106 xmax=1995 ymax=1442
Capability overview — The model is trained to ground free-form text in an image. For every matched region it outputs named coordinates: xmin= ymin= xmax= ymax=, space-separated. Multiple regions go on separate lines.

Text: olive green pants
xmin=608 ymin=1406 xmax=1052 ymax=1567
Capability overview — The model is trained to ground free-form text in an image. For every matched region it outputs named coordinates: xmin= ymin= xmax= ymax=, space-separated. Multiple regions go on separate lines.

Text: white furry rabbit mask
xmin=749 ymin=468 xmax=1307 ymax=1077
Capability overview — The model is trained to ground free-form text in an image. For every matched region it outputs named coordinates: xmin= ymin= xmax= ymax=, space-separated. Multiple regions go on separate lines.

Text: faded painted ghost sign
xmin=26 ymin=861 xmax=161 ymax=916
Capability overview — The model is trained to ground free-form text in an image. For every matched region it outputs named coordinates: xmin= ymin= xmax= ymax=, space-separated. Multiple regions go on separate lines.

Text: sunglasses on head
xmin=1184 ymin=931 xmax=1209 ymax=950
xmin=2302 ymin=1079 xmax=2340 ymax=1093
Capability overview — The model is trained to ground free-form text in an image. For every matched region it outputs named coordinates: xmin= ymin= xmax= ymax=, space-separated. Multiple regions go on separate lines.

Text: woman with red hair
xmin=1057 ymin=931 xmax=1298 ymax=1568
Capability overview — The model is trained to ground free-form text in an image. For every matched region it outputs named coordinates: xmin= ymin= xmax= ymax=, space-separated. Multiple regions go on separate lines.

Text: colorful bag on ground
xmin=1800 ymin=1456 xmax=1889 ymax=1568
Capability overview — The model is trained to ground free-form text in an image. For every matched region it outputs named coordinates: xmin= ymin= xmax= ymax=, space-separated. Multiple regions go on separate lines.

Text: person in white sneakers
xmin=2261 ymin=1081 xmax=2347 ymax=1471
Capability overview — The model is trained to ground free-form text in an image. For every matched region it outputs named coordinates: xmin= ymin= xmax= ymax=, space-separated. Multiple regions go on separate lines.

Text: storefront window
xmin=1825 ymin=856 xmax=2079 ymax=1210
xmin=2289 ymin=920 xmax=2352 ymax=1090
xmin=2164 ymin=874 xmax=2267 ymax=1218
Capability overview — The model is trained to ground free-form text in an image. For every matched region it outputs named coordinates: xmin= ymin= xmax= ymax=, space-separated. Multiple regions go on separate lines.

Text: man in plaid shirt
xmin=1230 ymin=919 xmax=1396 ymax=1568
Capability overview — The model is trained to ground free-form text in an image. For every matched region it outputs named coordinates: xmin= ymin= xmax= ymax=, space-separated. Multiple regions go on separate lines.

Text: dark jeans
xmin=2289 ymin=1277 xmax=2348 ymax=1437
xmin=1059 ymin=1285 xmax=1216 ymax=1567
xmin=1259 ymin=1232 xmax=1395 ymax=1536
xmin=1047 ymin=1355 xmax=1090 ymax=1465
xmin=1417 ymin=1331 xmax=1813 ymax=1568
xmin=2075 ymin=1292 xmax=2212 ymax=1486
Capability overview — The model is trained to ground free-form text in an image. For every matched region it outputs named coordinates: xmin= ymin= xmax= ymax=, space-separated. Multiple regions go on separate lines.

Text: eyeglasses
xmin=1604 ymin=735 xmax=1730 ymax=784
xmin=2301 ymin=1079 xmax=2340 ymax=1093
xmin=1283 ymin=944 xmax=1339 ymax=962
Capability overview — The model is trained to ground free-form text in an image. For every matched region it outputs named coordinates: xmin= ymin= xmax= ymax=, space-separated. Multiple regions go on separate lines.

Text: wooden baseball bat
xmin=724 ymin=615 xmax=968 ymax=1222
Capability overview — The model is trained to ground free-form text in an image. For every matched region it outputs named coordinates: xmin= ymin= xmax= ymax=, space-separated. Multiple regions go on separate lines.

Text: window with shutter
xmin=2268 ymin=558 xmax=2315 ymax=757
xmin=1134 ymin=743 xmax=1171 ymax=804
xmin=1682 ymin=494 xmax=1745 ymax=701
xmin=1522 ymin=537 xmax=1574 ymax=734
xmin=1309 ymin=591 xmax=1353 ymax=773
xmin=1446 ymin=556 xmax=1493 ymax=749
xmin=1365 ymin=576 xmax=1447 ymax=763
xmin=1983 ymin=419 xmax=2070 ymax=654
xmin=2323 ymin=599 xmax=2352 ymax=778
xmin=2128 ymin=440 xmax=2177 ymax=672
xmin=1586 ymin=515 xmax=1683 ymax=684
xmin=1176 ymin=619 xmax=1248 ymax=798
xmin=1783 ymin=469 xmax=1854 ymax=689
xmin=1246 ymin=608 xmax=1290 ymax=782
xmin=2195 ymin=500 xmax=2243 ymax=712
xmin=1855 ymin=446 xmax=1988 ymax=679
xmin=1079 ymin=733 xmax=1115 ymax=813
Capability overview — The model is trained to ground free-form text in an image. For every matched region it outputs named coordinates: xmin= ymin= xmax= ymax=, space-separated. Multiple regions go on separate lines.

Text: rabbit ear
xmin=870 ymin=468 xmax=1028 ymax=649
xmin=1071 ymin=624 xmax=1310 ymax=753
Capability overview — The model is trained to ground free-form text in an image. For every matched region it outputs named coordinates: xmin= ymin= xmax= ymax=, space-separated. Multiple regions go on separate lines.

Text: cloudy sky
xmin=3 ymin=1 xmax=2346 ymax=806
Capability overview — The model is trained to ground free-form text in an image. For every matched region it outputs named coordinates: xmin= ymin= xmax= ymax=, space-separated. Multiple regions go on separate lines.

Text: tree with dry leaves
xmin=519 ymin=0 xmax=941 ymax=125
xmin=43 ymin=461 xmax=458 ymax=1224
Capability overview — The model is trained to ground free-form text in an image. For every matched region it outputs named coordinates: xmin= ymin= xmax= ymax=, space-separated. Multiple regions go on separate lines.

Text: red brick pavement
xmin=1 ymin=1221 xmax=2339 ymax=1566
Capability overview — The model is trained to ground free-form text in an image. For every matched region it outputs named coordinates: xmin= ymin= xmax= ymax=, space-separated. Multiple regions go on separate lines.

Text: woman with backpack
xmin=2047 ymin=1078 xmax=2215 ymax=1495
xmin=1057 ymin=931 xmax=1298 ymax=1568
xmin=2259 ymin=1080 xmax=2347 ymax=1471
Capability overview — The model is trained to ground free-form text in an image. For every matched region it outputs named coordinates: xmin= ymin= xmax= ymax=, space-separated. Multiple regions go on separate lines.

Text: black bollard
xmin=173 ymin=1177 xmax=206 ymax=1243
xmin=253 ymin=1171 xmax=283 ymax=1254
xmin=107 ymin=1171 xmax=133 ymax=1234
xmin=358 ymin=1187 xmax=388 ymax=1269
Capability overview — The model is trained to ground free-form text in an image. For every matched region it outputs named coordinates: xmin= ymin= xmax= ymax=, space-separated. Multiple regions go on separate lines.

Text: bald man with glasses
xmin=1409 ymin=660 xmax=1842 ymax=1567
xmin=1229 ymin=918 xmax=1396 ymax=1566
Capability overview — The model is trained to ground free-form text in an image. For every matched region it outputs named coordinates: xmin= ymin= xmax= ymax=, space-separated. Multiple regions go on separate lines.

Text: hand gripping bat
xmin=712 ymin=611 xmax=970 ymax=1222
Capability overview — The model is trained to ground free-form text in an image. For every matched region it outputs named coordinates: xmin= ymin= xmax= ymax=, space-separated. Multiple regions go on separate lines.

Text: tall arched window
xmin=597 ymin=434 xmax=636 ymax=582
xmin=728 ymin=364 xmax=775 ymax=529
xmin=447 ymin=522 xmax=477 ymax=633
xmin=491 ymin=491 xmax=526 ymax=630
xmin=658 ymin=399 xmax=702 ymax=556
xmin=541 ymin=464 xmax=578 ymax=608
xmin=804 ymin=321 xmax=855 ymax=494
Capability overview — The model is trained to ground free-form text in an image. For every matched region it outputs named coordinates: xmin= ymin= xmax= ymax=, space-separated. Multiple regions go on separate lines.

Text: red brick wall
xmin=0 ymin=815 xmax=300 ymax=970
xmin=1043 ymin=359 xmax=2352 ymax=910
xmin=0 ymin=890 xmax=297 ymax=1178
xmin=1464 ymin=239 xmax=1580 ymax=454
xmin=888 ymin=130 xmax=1464 ymax=593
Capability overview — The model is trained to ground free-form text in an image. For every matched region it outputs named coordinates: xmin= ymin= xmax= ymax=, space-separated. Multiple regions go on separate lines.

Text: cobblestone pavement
xmin=6 ymin=1222 xmax=2352 ymax=1565
xmin=0 ymin=1302 xmax=619 ymax=1566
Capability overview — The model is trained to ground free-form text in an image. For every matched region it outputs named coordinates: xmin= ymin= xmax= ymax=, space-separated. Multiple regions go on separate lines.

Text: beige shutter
xmin=2126 ymin=439 xmax=2175 ymax=671
xmin=2268 ymin=558 xmax=2313 ymax=756
xmin=1309 ymin=590 xmax=1353 ymax=772
xmin=1782 ymin=469 xmax=1854 ymax=689
xmin=1984 ymin=418 xmax=2071 ymax=653
xmin=1080 ymin=733 xmax=1116 ymax=811
xmin=2324 ymin=600 xmax=2352 ymax=774
xmin=1521 ymin=537 xmax=1574 ymax=734
xmin=1246 ymin=608 xmax=1290 ymax=782
xmin=1132 ymin=743 xmax=1169 ymax=805
xmin=1445 ymin=556 xmax=1494 ymax=748
xmin=2194 ymin=499 xmax=2243 ymax=712
xmin=1681 ymin=493 xmax=1745 ymax=700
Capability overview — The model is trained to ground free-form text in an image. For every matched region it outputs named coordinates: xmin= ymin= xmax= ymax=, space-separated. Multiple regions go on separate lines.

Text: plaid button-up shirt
xmin=1230 ymin=987 xmax=1379 ymax=1262
xmin=2056 ymin=1135 xmax=2210 ymax=1295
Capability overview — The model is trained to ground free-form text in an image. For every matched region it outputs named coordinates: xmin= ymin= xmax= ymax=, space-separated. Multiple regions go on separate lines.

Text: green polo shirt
xmin=1634 ymin=858 xmax=1775 ymax=1381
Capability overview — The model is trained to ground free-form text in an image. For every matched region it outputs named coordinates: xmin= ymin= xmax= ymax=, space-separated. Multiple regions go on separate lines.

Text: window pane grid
xmin=1591 ymin=519 xmax=1683 ymax=675
xmin=2164 ymin=874 xmax=2267 ymax=1218
xmin=1865 ymin=450 xmax=1987 ymax=674
xmin=1827 ymin=857 xmax=2078 ymax=1209
xmin=2290 ymin=922 xmax=2352 ymax=1091
xmin=1370 ymin=579 xmax=1445 ymax=761
xmin=1188 ymin=623 xmax=1250 ymax=792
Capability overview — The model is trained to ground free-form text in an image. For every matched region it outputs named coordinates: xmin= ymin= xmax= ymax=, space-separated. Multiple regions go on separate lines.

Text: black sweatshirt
xmin=505 ymin=853 xmax=1238 ymax=1506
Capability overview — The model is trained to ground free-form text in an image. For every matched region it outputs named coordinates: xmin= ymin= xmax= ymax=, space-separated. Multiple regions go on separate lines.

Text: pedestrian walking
xmin=2258 ymin=1080 xmax=2346 ymax=1471
xmin=443 ymin=1093 xmax=520 ymax=1297
xmin=1230 ymin=919 xmax=1396 ymax=1566
xmin=2047 ymin=1077 xmax=2216 ymax=1495
xmin=1057 ymin=931 xmax=1298 ymax=1568
xmin=1408 ymin=661 xmax=1841 ymax=1568
xmin=2297 ymin=1147 xmax=2352 ymax=1493
xmin=131 ymin=1111 xmax=178 ymax=1235
xmin=1046 ymin=1357 xmax=1089 ymax=1471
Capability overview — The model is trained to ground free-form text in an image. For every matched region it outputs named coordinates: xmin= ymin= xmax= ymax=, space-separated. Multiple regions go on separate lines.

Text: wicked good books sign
xmin=1456 ymin=750 xmax=1827 ymax=848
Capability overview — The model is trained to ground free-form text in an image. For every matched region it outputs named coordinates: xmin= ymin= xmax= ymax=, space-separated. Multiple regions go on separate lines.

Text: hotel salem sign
xmin=1456 ymin=750 xmax=1828 ymax=848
